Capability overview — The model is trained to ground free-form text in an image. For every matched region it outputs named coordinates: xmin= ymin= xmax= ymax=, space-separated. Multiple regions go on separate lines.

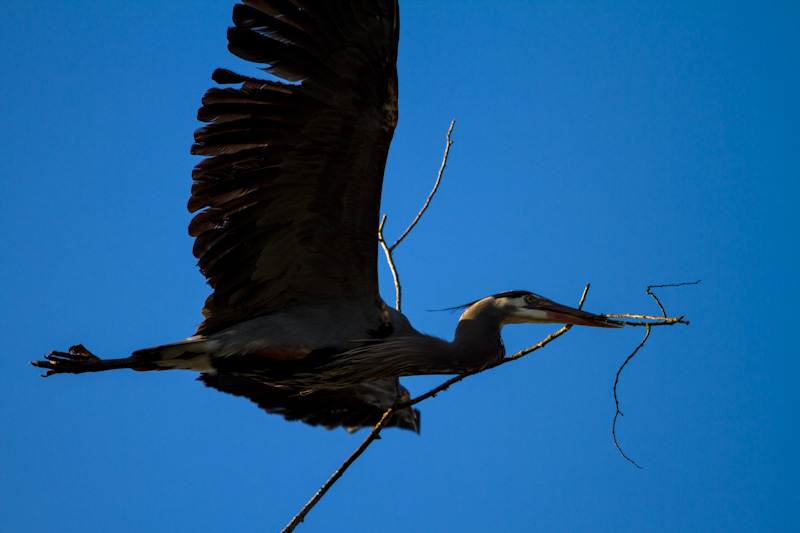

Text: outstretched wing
xmin=190 ymin=1 xmax=399 ymax=335
xmin=199 ymin=374 xmax=420 ymax=433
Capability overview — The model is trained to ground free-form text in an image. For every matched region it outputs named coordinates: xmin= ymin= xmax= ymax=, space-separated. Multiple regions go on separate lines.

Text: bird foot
xmin=31 ymin=344 xmax=102 ymax=377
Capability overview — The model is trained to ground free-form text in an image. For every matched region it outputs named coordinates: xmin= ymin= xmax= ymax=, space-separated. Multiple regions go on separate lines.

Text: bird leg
xmin=30 ymin=344 xmax=138 ymax=377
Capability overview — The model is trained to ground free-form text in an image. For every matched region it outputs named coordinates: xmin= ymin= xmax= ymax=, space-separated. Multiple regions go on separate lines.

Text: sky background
xmin=2 ymin=1 xmax=798 ymax=531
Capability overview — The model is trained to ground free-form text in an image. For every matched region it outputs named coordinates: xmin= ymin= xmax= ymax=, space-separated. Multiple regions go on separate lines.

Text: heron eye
xmin=525 ymin=295 xmax=536 ymax=304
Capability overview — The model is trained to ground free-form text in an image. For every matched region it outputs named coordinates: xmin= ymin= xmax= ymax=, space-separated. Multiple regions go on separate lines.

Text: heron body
xmin=32 ymin=1 xmax=620 ymax=433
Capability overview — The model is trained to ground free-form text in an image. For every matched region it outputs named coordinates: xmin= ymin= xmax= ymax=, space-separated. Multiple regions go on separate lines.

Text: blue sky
xmin=1 ymin=1 xmax=798 ymax=531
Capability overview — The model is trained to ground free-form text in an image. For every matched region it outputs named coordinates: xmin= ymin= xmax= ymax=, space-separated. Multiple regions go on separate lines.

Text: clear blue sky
xmin=2 ymin=1 xmax=798 ymax=531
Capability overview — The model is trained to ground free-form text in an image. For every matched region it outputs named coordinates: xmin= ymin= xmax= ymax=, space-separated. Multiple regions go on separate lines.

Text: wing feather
xmin=199 ymin=373 xmax=420 ymax=433
xmin=191 ymin=0 xmax=399 ymax=335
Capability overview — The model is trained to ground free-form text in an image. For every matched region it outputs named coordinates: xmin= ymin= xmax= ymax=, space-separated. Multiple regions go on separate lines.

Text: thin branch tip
xmin=647 ymin=279 xmax=700 ymax=318
xmin=612 ymin=324 xmax=650 ymax=469
xmin=389 ymin=120 xmax=455 ymax=251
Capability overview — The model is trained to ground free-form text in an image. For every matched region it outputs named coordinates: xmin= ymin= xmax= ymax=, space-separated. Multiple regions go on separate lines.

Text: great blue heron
xmin=31 ymin=0 xmax=621 ymax=433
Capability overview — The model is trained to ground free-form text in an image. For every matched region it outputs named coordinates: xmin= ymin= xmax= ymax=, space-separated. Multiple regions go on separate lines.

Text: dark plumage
xmin=199 ymin=374 xmax=420 ymax=433
xmin=32 ymin=1 xmax=620 ymax=434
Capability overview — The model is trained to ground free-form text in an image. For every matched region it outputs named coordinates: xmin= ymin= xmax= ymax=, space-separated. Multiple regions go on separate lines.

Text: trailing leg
xmin=30 ymin=344 xmax=151 ymax=377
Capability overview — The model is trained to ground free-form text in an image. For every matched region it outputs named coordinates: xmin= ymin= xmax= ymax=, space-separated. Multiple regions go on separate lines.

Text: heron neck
xmin=382 ymin=326 xmax=504 ymax=377
xmin=450 ymin=315 xmax=506 ymax=371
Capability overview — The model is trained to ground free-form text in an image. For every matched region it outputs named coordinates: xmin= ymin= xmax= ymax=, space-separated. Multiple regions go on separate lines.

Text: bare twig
xmin=609 ymin=280 xmax=698 ymax=467
xmin=378 ymin=215 xmax=402 ymax=311
xmin=389 ymin=119 xmax=455 ymax=252
xmin=604 ymin=314 xmax=689 ymax=326
xmin=281 ymin=407 xmax=397 ymax=533
xmin=378 ymin=120 xmax=456 ymax=313
xmin=647 ymin=280 xmax=701 ymax=317
xmin=612 ymin=324 xmax=650 ymax=469
xmin=605 ymin=314 xmax=684 ymax=322
xmin=603 ymin=281 xmax=698 ymax=327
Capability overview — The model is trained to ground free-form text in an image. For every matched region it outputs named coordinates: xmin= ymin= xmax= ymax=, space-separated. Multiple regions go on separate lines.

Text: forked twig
xmin=378 ymin=120 xmax=456 ymax=313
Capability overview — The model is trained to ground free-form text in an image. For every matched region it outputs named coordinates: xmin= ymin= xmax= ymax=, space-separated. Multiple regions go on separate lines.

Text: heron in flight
xmin=32 ymin=0 xmax=621 ymax=433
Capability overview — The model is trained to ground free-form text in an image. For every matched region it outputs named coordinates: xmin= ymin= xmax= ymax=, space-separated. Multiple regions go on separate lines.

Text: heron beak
xmin=529 ymin=299 xmax=622 ymax=328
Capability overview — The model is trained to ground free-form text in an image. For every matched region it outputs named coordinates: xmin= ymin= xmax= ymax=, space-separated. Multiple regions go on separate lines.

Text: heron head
xmin=493 ymin=290 xmax=622 ymax=328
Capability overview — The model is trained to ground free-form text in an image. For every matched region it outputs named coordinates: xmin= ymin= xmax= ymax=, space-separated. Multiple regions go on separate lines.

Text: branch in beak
xmin=538 ymin=300 xmax=622 ymax=328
